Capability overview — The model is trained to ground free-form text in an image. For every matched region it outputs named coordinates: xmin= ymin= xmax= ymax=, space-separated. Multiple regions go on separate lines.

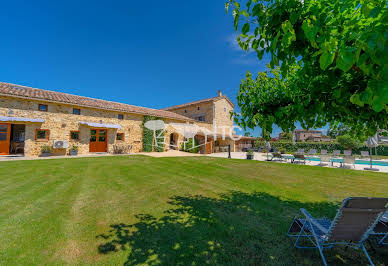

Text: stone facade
xmin=0 ymin=96 xmax=195 ymax=157
xmin=0 ymin=89 xmax=237 ymax=157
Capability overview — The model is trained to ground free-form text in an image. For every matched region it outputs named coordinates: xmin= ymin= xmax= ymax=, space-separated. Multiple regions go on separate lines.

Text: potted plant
xmin=40 ymin=145 xmax=51 ymax=157
xmin=246 ymin=150 xmax=254 ymax=160
xmin=69 ymin=145 xmax=78 ymax=156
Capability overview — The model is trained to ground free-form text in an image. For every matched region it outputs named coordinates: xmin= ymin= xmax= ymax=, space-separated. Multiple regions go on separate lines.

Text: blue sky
xmin=0 ymin=0 xmax=325 ymax=137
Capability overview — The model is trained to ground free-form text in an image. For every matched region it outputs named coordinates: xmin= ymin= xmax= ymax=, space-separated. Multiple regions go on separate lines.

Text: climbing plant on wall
xmin=142 ymin=115 xmax=154 ymax=152
xmin=142 ymin=115 xmax=165 ymax=152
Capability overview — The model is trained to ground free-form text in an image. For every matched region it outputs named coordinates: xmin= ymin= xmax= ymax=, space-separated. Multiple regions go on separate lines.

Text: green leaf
xmin=372 ymin=101 xmax=384 ymax=112
xmin=225 ymin=2 xmax=230 ymax=13
xmin=252 ymin=39 xmax=259 ymax=50
xmin=233 ymin=11 xmax=240 ymax=30
xmin=336 ymin=47 xmax=356 ymax=72
xmin=257 ymin=49 xmax=264 ymax=60
xmin=254 ymin=27 xmax=259 ymax=37
xmin=242 ymin=23 xmax=250 ymax=34
xmin=302 ymin=19 xmax=317 ymax=43
xmin=241 ymin=10 xmax=249 ymax=18
xmin=290 ymin=12 xmax=298 ymax=24
xmin=319 ymin=51 xmax=335 ymax=70
xmin=368 ymin=7 xmax=381 ymax=18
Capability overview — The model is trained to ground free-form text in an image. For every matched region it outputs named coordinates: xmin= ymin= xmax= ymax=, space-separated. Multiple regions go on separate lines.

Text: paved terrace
xmin=208 ymin=152 xmax=388 ymax=173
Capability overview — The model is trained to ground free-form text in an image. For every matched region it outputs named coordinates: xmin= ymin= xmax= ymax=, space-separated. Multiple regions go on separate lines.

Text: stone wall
xmin=213 ymin=98 xmax=234 ymax=135
xmin=0 ymin=96 xmax=166 ymax=156
xmin=165 ymin=102 xmax=214 ymax=124
xmin=0 ymin=95 xmax=237 ymax=157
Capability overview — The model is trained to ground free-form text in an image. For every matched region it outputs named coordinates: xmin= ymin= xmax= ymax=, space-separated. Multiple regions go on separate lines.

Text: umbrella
xmin=364 ymin=133 xmax=379 ymax=171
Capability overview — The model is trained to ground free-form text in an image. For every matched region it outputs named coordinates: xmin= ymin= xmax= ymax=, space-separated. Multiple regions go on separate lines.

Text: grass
xmin=0 ymin=155 xmax=387 ymax=265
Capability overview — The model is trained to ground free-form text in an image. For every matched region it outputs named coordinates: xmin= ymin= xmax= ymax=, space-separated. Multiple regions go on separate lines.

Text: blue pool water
xmin=280 ymin=155 xmax=388 ymax=166
xmin=306 ymin=157 xmax=388 ymax=166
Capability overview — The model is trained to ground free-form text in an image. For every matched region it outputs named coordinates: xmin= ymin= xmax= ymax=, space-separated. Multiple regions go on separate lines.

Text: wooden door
xmin=89 ymin=129 xmax=107 ymax=152
xmin=205 ymin=141 xmax=212 ymax=154
xmin=0 ymin=124 xmax=10 ymax=155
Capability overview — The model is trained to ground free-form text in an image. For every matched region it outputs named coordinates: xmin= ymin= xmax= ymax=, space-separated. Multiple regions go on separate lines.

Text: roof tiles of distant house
xmin=162 ymin=95 xmax=234 ymax=110
xmin=0 ymin=82 xmax=193 ymax=121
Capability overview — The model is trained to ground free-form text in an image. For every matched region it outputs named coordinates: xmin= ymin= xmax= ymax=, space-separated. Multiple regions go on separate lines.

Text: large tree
xmin=226 ymin=0 xmax=387 ymax=138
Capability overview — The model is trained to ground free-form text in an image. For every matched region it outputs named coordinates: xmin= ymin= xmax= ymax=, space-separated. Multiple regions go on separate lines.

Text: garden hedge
xmin=254 ymin=141 xmax=388 ymax=156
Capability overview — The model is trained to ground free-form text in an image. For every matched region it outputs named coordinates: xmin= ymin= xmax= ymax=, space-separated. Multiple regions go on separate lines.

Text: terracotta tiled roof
xmin=0 ymin=82 xmax=193 ymax=121
xmin=162 ymin=95 xmax=234 ymax=110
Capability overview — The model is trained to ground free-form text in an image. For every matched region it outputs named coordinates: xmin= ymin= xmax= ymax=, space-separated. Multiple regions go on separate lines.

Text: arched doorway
xmin=170 ymin=133 xmax=177 ymax=150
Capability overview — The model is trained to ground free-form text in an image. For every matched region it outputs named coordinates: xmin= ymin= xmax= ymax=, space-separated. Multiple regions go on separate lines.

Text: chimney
xmin=218 ymin=90 xmax=222 ymax=97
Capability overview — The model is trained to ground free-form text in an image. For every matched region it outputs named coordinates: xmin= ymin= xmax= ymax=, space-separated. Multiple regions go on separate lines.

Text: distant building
xmin=294 ymin=129 xmax=323 ymax=142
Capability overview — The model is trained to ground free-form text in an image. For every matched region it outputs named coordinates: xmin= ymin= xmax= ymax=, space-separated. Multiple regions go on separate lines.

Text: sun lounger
xmin=332 ymin=150 xmax=341 ymax=156
xmin=269 ymin=152 xmax=284 ymax=162
xmin=361 ymin=151 xmax=369 ymax=158
xmin=287 ymin=197 xmax=388 ymax=266
xmin=318 ymin=154 xmax=330 ymax=166
xmin=293 ymin=154 xmax=306 ymax=164
xmin=331 ymin=150 xmax=341 ymax=166
xmin=343 ymin=155 xmax=355 ymax=169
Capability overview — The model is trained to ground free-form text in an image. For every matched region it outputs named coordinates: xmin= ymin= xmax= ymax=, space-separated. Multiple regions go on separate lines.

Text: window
xmin=118 ymin=114 xmax=124 ymax=120
xmin=197 ymin=106 xmax=200 ymax=110
xmin=116 ymin=133 xmax=124 ymax=141
xmin=224 ymin=107 xmax=226 ymax=112
xmin=39 ymin=104 xmax=48 ymax=112
xmin=73 ymin=108 xmax=81 ymax=115
xmin=195 ymin=115 xmax=205 ymax=122
xmin=35 ymin=129 xmax=49 ymax=141
xmin=70 ymin=131 xmax=80 ymax=140
xmin=184 ymin=110 xmax=187 ymax=113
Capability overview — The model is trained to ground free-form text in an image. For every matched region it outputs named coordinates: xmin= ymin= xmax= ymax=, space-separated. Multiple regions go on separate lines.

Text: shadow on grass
xmin=96 ymin=192 xmax=387 ymax=265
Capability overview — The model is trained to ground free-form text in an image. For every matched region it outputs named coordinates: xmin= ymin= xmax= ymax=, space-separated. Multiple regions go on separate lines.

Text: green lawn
xmin=1 ymin=156 xmax=387 ymax=265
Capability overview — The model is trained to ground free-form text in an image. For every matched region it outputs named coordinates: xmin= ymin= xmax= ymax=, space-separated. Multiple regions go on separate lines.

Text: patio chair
xmin=344 ymin=150 xmax=352 ymax=156
xmin=332 ymin=150 xmax=341 ymax=156
xmin=287 ymin=197 xmax=388 ymax=266
xmin=293 ymin=154 xmax=306 ymax=164
xmin=360 ymin=151 xmax=369 ymax=158
xmin=269 ymin=152 xmax=284 ymax=162
xmin=320 ymin=149 xmax=328 ymax=155
xmin=317 ymin=154 xmax=330 ymax=167
xmin=297 ymin=148 xmax=305 ymax=154
xmin=308 ymin=149 xmax=317 ymax=155
xmin=371 ymin=210 xmax=388 ymax=246
xmin=343 ymin=155 xmax=355 ymax=169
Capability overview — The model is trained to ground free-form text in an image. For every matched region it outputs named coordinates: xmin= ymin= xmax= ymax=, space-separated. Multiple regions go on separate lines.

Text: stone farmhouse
xmin=0 ymin=82 xmax=248 ymax=157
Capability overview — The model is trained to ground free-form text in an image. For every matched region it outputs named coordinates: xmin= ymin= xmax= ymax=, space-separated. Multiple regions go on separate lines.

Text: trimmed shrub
xmin=336 ymin=135 xmax=362 ymax=150
xmin=254 ymin=140 xmax=388 ymax=156
xmin=181 ymin=138 xmax=200 ymax=153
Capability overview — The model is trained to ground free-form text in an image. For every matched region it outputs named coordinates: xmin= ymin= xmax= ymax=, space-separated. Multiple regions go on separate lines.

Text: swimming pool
xmin=308 ymin=157 xmax=388 ymax=166
xmin=281 ymin=155 xmax=388 ymax=166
